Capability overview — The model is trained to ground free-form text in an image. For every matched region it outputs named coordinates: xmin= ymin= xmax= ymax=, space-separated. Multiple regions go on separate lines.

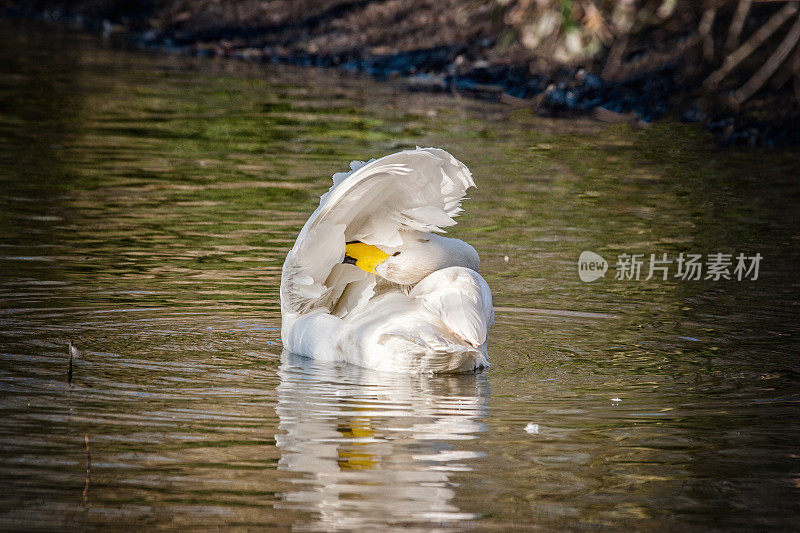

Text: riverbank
xmin=5 ymin=1 xmax=799 ymax=147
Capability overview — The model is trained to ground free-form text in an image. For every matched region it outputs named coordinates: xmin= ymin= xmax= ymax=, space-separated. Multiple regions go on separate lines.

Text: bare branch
xmin=705 ymin=2 xmax=800 ymax=88
xmin=768 ymin=40 xmax=800 ymax=89
xmin=608 ymin=34 xmax=700 ymax=81
xmin=792 ymin=26 xmax=800 ymax=104
xmin=602 ymin=33 xmax=629 ymax=79
xmin=83 ymin=434 xmax=91 ymax=504
xmin=700 ymin=8 xmax=718 ymax=61
xmin=732 ymin=13 xmax=800 ymax=105
xmin=726 ymin=0 xmax=752 ymax=52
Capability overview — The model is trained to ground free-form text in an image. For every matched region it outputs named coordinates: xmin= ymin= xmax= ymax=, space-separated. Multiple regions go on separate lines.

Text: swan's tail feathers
xmin=410 ymin=267 xmax=494 ymax=349
xmin=377 ymin=330 xmax=489 ymax=373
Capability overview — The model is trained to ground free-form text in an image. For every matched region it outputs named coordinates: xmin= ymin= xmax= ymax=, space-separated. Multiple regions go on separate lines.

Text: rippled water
xmin=1 ymin=20 xmax=800 ymax=530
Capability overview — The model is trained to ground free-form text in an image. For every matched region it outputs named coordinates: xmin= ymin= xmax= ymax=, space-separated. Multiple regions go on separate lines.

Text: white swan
xmin=280 ymin=147 xmax=493 ymax=373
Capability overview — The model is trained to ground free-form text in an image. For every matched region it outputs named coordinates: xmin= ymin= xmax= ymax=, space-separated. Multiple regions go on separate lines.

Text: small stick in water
xmin=83 ymin=434 xmax=91 ymax=504
xmin=67 ymin=342 xmax=74 ymax=384
xmin=67 ymin=340 xmax=81 ymax=385
xmin=69 ymin=340 xmax=81 ymax=359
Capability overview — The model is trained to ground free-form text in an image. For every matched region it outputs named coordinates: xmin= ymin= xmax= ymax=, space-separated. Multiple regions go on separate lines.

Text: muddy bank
xmin=4 ymin=0 xmax=799 ymax=147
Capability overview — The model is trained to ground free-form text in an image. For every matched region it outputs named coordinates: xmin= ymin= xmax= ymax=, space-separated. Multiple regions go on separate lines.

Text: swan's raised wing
xmin=310 ymin=147 xmax=474 ymax=246
xmin=281 ymin=148 xmax=474 ymax=316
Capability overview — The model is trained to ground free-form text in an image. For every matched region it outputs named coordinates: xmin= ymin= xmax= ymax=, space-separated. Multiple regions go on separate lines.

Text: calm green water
xmin=1 ymin=20 xmax=799 ymax=530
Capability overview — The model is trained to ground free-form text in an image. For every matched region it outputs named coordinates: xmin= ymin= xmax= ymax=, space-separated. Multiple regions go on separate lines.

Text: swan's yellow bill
xmin=344 ymin=242 xmax=390 ymax=274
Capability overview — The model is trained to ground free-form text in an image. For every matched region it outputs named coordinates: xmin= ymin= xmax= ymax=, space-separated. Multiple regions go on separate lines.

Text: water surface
xmin=1 ymin=20 xmax=799 ymax=530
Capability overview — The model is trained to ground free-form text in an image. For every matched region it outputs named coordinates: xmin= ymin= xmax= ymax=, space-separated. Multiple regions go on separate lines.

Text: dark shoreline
xmin=4 ymin=5 xmax=799 ymax=148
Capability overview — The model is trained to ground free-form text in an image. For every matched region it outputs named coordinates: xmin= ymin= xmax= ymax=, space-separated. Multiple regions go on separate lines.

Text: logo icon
xmin=578 ymin=251 xmax=608 ymax=282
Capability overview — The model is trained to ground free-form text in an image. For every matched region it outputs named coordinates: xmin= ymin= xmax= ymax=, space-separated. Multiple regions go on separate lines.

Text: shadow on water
xmin=0 ymin=20 xmax=85 ymax=277
xmin=276 ymin=351 xmax=489 ymax=530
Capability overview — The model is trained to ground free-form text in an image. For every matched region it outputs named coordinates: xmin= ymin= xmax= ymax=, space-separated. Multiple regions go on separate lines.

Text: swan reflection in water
xmin=275 ymin=351 xmax=490 ymax=530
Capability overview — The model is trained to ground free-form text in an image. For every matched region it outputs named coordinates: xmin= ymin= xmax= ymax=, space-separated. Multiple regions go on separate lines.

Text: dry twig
xmin=602 ymin=33 xmax=629 ymax=79
xmin=705 ymin=2 xmax=800 ymax=88
xmin=794 ymin=38 xmax=800 ymax=104
xmin=700 ymin=8 xmax=718 ymax=60
xmin=83 ymin=434 xmax=91 ymax=504
xmin=732 ymin=13 xmax=800 ymax=104
xmin=726 ymin=0 xmax=753 ymax=52
xmin=609 ymin=34 xmax=700 ymax=81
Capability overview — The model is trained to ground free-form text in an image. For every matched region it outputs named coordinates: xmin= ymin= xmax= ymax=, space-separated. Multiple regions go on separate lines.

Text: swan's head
xmin=343 ymin=232 xmax=479 ymax=285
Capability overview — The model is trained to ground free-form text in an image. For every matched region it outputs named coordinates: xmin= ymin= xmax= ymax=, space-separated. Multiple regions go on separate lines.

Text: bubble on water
xmin=524 ymin=423 xmax=539 ymax=434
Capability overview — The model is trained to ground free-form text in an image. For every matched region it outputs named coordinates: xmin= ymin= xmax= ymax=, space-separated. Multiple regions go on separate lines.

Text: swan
xmin=279 ymin=147 xmax=493 ymax=373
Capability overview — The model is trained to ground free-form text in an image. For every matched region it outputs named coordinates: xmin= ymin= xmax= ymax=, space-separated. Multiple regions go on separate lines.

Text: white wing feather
xmin=338 ymin=291 xmax=489 ymax=373
xmin=409 ymin=267 xmax=494 ymax=348
xmin=280 ymin=223 xmax=345 ymax=315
